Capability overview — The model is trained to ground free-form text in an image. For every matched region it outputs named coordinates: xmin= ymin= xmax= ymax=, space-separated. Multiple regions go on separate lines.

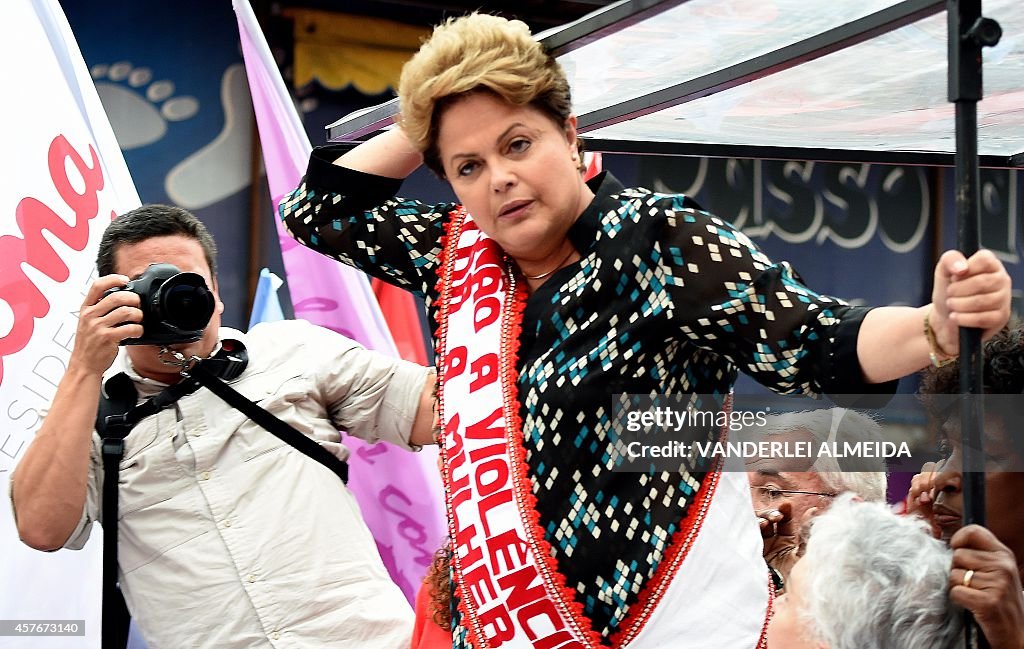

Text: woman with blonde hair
xmin=281 ymin=13 xmax=1010 ymax=648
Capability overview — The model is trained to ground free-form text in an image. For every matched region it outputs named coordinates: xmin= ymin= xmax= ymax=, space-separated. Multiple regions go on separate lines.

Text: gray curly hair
xmin=797 ymin=495 xmax=964 ymax=649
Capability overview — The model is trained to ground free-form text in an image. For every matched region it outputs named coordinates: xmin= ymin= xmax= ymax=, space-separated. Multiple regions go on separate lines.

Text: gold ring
xmin=962 ymin=569 xmax=975 ymax=589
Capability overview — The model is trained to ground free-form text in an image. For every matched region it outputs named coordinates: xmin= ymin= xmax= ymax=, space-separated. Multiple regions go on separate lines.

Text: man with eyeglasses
xmin=743 ymin=409 xmax=888 ymax=593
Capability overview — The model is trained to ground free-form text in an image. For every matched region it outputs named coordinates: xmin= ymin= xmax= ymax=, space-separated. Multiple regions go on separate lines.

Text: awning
xmin=326 ymin=0 xmax=1023 ymax=168
xmin=286 ymin=8 xmax=427 ymax=94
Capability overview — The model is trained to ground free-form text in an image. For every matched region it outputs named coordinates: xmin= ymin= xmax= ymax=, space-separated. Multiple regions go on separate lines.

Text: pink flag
xmin=233 ymin=0 xmax=446 ymax=602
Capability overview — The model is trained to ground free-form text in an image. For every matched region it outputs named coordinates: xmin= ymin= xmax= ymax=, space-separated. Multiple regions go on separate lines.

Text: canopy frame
xmin=325 ymin=0 xmax=1022 ymax=168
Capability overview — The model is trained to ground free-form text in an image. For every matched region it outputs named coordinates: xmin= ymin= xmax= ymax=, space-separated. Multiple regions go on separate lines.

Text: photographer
xmin=9 ymin=205 xmax=436 ymax=649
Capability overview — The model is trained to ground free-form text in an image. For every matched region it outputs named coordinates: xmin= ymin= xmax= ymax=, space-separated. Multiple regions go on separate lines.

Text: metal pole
xmin=947 ymin=1 xmax=1001 ymax=647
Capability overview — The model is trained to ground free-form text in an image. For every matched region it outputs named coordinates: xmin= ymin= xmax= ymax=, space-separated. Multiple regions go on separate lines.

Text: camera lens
xmin=156 ymin=273 xmax=215 ymax=333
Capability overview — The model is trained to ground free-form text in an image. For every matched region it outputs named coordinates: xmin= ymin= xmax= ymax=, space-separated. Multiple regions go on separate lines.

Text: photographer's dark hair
xmin=97 ymin=204 xmax=218 ymax=277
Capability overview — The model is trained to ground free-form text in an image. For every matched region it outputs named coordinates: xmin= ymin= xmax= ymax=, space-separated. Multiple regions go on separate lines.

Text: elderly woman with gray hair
xmin=767 ymin=494 xmax=964 ymax=649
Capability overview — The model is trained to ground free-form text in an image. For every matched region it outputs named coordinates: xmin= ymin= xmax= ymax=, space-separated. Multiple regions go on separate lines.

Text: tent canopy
xmin=326 ymin=0 xmax=1023 ymax=168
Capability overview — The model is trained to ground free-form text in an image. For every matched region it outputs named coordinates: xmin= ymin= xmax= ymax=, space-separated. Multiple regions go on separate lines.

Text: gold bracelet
xmin=924 ymin=307 xmax=957 ymax=368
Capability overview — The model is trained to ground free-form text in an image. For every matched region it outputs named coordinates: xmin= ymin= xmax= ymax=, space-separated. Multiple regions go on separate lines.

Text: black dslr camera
xmin=105 ymin=263 xmax=216 ymax=346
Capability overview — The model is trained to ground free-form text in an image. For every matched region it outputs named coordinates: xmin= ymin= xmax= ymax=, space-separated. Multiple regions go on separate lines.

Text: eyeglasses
xmin=751 ymin=486 xmax=837 ymax=505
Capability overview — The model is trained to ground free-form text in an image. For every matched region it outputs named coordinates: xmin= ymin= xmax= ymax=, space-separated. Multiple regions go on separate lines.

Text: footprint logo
xmin=90 ymin=60 xmax=254 ymax=210
xmin=165 ymin=63 xmax=254 ymax=210
xmin=91 ymin=61 xmax=199 ymax=150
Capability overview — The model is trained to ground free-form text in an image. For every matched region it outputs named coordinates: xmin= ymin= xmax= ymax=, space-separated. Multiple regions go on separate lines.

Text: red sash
xmin=435 ymin=208 xmax=772 ymax=649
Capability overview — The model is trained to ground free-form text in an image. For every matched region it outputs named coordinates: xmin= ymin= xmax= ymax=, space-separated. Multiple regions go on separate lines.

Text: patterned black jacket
xmin=280 ymin=146 xmax=895 ymax=642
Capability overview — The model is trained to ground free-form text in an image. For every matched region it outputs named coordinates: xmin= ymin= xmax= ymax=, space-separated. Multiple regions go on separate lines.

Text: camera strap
xmin=96 ymin=341 xmax=348 ymax=649
xmin=96 ymin=372 xmax=137 ymax=649
xmin=183 ymin=360 xmax=350 ymax=485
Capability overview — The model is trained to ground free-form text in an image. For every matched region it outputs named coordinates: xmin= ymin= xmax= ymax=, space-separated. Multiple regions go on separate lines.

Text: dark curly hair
xmin=425 ymin=543 xmax=453 ymax=630
xmin=919 ymin=323 xmax=1024 ymax=458
xmin=920 ymin=324 xmax=1024 ymax=397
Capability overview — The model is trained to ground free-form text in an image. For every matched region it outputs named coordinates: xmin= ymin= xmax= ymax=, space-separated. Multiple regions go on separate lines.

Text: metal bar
xmin=582 ymin=138 xmax=1014 ymax=169
xmin=577 ymin=0 xmax=944 ymax=132
xmin=539 ymin=0 xmax=689 ymax=55
xmin=952 ymin=45 xmax=986 ymax=528
xmin=948 ymin=0 xmax=993 ymax=646
xmin=954 ymin=97 xmax=986 ymax=535
xmin=326 ymin=99 xmax=400 ymax=143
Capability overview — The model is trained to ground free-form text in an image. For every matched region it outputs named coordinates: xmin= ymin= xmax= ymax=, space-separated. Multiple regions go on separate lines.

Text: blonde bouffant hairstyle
xmin=397 ymin=13 xmax=575 ymax=177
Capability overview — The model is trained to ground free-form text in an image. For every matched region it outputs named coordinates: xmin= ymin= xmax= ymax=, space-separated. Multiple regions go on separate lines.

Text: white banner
xmin=0 ymin=1 xmax=140 ymax=647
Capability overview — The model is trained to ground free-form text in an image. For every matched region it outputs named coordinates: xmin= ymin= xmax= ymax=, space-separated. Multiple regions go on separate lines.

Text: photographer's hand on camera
xmin=10 ymin=274 xmax=144 ymax=552
xmin=71 ymin=275 xmax=146 ymax=375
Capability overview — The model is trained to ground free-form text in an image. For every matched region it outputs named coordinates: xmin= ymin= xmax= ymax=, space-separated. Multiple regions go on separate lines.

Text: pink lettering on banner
xmin=0 ymin=135 xmax=107 ymax=384
xmin=355 ymin=443 xmax=387 ymax=464
xmin=293 ymin=297 xmax=363 ymax=340
xmin=293 ymin=296 xmax=363 ymax=341
xmin=292 ymin=296 xmax=339 ymax=313
xmin=379 ymin=486 xmax=433 ymax=566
